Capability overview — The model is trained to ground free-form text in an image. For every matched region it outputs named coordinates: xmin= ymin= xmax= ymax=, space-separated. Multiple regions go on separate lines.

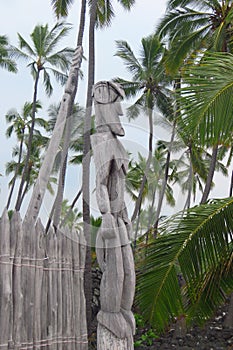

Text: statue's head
xmin=93 ymin=81 xmax=125 ymax=136
xmin=93 ymin=81 xmax=125 ymax=104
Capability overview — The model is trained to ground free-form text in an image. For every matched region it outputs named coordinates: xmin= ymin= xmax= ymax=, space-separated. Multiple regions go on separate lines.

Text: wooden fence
xmin=0 ymin=209 xmax=87 ymax=350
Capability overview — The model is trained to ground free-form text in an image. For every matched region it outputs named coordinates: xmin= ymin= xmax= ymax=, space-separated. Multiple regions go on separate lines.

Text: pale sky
xmin=0 ymin=0 xmax=230 ymax=220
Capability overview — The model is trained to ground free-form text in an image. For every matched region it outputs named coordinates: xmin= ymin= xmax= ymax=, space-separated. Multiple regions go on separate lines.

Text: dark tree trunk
xmin=154 ymin=121 xmax=176 ymax=235
xmin=15 ymin=70 xmax=40 ymax=211
xmin=200 ymin=145 xmax=218 ymax=204
xmin=82 ymin=0 xmax=98 ymax=337
xmin=6 ymin=132 xmax=24 ymax=209
xmin=25 ymin=2 xmax=86 ymax=223
xmin=229 ymin=170 xmax=233 ymax=197
xmin=48 ymin=0 xmax=87 ymax=231
xmin=131 ymin=107 xmax=153 ymax=222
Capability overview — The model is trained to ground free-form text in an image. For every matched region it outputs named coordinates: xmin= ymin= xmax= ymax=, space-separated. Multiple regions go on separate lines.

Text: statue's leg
xmin=121 ymin=244 xmax=136 ymax=334
xmin=100 ymin=244 xmax=124 ymax=312
xmin=98 ymin=241 xmax=132 ymax=339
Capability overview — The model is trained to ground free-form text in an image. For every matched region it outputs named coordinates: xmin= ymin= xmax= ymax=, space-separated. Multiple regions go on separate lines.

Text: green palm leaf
xmin=137 ymin=197 xmax=233 ymax=332
xmin=44 ymin=22 xmax=72 ymax=55
xmin=51 ymin=0 xmax=74 ymax=17
xmin=115 ymin=40 xmax=142 ymax=77
xmin=179 ymin=52 xmax=233 ymax=147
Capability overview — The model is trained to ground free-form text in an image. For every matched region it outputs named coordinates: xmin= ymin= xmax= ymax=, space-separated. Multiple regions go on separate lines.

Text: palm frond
xmin=115 ymin=40 xmax=142 ymax=77
xmin=137 ymin=197 xmax=233 ymax=332
xmin=95 ymin=0 xmax=115 ymax=28
xmin=47 ymin=48 xmax=73 ymax=71
xmin=47 ymin=67 xmax=68 ymax=86
xmin=17 ymin=33 xmax=35 ymax=57
xmin=51 ymin=0 xmax=74 ymax=18
xmin=43 ymin=69 xmax=53 ymax=96
xmin=112 ymin=77 xmax=142 ymax=99
xmin=44 ymin=22 xmax=72 ymax=55
xmin=30 ymin=24 xmax=49 ymax=57
xmin=180 ymin=52 xmax=233 ymax=147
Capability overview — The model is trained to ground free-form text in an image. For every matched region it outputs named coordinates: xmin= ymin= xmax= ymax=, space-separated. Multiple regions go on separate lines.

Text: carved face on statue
xmin=93 ymin=81 xmax=125 ymax=136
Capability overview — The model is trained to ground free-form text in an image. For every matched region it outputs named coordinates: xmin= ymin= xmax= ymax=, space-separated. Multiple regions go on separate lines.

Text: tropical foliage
xmin=156 ymin=0 xmax=233 ymax=73
xmin=1 ymin=0 xmax=233 ymax=339
xmin=137 ymin=197 xmax=233 ymax=332
xmin=0 ymin=35 xmax=17 ymax=72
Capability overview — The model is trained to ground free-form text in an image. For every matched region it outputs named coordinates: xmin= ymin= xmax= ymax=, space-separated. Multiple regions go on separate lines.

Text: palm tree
xmin=0 ymin=35 xmax=17 ymax=72
xmin=136 ymin=196 xmax=233 ymax=333
xmin=11 ymin=22 xmax=73 ymax=211
xmin=126 ymin=147 xmax=176 ymax=244
xmin=178 ymin=52 xmax=233 ymax=203
xmin=156 ymin=0 xmax=233 ymax=73
xmin=6 ymin=131 xmax=55 ymax=208
xmin=114 ymin=34 xmax=173 ymax=222
xmin=157 ymin=0 xmax=233 ymax=203
xmin=5 ymin=101 xmax=47 ymax=209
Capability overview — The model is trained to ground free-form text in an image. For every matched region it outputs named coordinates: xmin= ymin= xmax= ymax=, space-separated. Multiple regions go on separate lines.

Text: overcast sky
xmin=0 ymin=0 xmax=230 ymax=220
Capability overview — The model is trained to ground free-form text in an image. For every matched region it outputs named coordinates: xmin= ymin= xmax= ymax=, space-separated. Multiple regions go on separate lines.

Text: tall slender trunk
xmin=82 ymin=0 xmax=98 ymax=337
xmin=200 ymin=144 xmax=218 ymax=204
xmin=6 ymin=132 xmax=25 ymax=209
xmin=229 ymin=170 xmax=233 ymax=197
xmin=154 ymin=120 xmax=176 ymax=235
xmin=48 ymin=0 xmax=87 ymax=231
xmin=184 ymin=158 xmax=193 ymax=210
xmin=25 ymin=1 xmax=86 ymax=224
xmin=15 ymin=70 xmax=40 ymax=211
xmin=25 ymin=45 xmax=84 ymax=222
xmin=60 ymin=187 xmax=82 ymax=227
xmin=131 ymin=107 xmax=153 ymax=222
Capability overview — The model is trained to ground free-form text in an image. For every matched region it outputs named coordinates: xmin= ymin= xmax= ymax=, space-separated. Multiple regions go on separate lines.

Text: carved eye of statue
xmin=93 ymin=81 xmax=125 ymax=104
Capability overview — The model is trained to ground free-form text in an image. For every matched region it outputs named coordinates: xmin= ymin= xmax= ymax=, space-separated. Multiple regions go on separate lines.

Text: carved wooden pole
xmin=25 ymin=46 xmax=83 ymax=223
xmin=91 ymin=81 xmax=135 ymax=349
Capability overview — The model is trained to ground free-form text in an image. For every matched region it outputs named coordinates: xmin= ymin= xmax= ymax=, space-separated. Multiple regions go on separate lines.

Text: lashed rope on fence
xmin=0 ymin=209 xmax=87 ymax=350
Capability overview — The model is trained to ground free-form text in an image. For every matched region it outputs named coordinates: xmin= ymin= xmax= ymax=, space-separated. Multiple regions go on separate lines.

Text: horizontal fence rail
xmin=0 ymin=209 xmax=87 ymax=350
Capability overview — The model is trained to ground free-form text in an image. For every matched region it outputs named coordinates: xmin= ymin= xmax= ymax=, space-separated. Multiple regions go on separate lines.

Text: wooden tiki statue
xmin=91 ymin=81 xmax=135 ymax=349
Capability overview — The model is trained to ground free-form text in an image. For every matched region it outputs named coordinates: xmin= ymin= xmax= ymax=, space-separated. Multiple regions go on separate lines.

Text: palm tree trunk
xmin=184 ymin=148 xmax=193 ymax=210
xmin=131 ymin=107 xmax=153 ymax=222
xmin=60 ymin=187 xmax=82 ymax=227
xmin=82 ymin=0 xmax=98 ymax=337
xmin=154 ymin=120 xmax=176 ymax=235
xmin=229 ymin=170 xmax=233 ymax=197
xmin=25 ymin=45 xmax=84 ymax=222
xmin=47 ymin=0 xmax=87 ymax=231
xmin=200 ymin=145 xmax=218 ymax=204
xmin=6 ymin=132 xmax=24 ymax=209
xmin=15 ymin=70 xmax=40 ymax=211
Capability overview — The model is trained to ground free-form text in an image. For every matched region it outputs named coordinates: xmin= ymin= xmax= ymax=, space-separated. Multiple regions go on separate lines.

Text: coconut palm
xmin=178 ymin=51 xmax=233 ymax=203
xmin=5 ymin=101 xmax=47 ymax=209
xmin=114 ymin=34 xmax=173 ymax=222
xmin=156 ymin=0 xmax=233 ymax=73
xmin=6 ymin=132 xmax=55 ymax=208
xmin=157 ymin=1 xmax=233 ymax=203
xmin=10 ymin=22 xmax=73 ymax=211
xmin=0 ymin=35 xmax=17 ymax=72
xmin=136 ymin=196 xmax=233 ymax=333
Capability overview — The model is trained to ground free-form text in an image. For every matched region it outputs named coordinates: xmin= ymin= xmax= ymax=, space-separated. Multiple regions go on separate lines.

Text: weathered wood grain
xmin=0 ymin=209 xmax=12 ymax=349
xmin=97 ymin=324 xmax=134 ymax=350
xmin=0 ymin=210 xmax=87 ymax=350
xmin=92 ymin=81 xmax=135 ymax=349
